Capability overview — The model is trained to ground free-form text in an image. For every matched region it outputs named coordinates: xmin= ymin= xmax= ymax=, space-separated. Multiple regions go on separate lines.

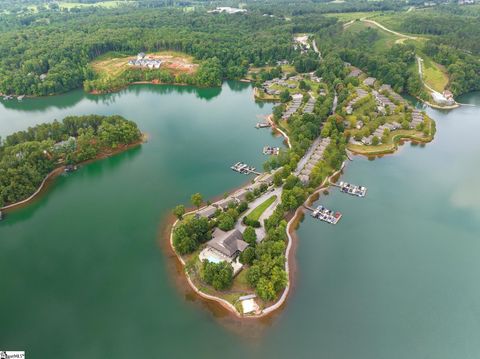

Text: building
xmin=197 ymin=205 xmax=217 ymax=219
xmin=214 ymin=197 xmax=237 ymax=211
xmin=208 ymin=7 xmax=247 ymax=14
xmin=206 ymin=228 xmax=249 ymax=259
xmin=128 ymin=53 xmax=162 ymax=69
xmin=348 ymin=67 xmax=363 ymax=78
xmin=232 ymin=189 xmax=249 ymax=203
xmin=363 ymin=77 xmax=376 ymax=87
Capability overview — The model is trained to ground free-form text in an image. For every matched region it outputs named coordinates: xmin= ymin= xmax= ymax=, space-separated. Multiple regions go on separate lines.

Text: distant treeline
xmin=0 ymin=115 xmax=141 ymax=206
xmin=0 ymin=8 xmax=303 ymax=95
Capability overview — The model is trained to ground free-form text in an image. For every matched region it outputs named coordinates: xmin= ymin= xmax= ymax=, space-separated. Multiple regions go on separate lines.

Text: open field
xmin=247 ymin=195 xmax=277 ymax=222
xmin=58 ymin=1 xmax=136 ymax=10
xmin=90 ymin=51 xmax=198 ymax=78
xmin=420 ymin=55 xmax=449 ymax=93
xmin=324 ymin=11 xmax=381 ymax=22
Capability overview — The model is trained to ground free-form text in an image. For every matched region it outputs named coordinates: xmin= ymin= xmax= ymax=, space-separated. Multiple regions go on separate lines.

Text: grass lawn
xmin=324 ymin=11 xmax=381 ymax=22
xmin=58 ymin=1 xmax=135 ymax=9
xmin=421 ymin=57 xmax=449 ymax=93
xmin=348 ymin=127 xmax=433 ymax=155
xmin=247 ymin=195 xmax=277 ymax=222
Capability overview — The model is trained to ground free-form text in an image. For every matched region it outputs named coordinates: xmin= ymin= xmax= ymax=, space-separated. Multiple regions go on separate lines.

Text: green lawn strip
xmin=348 ymin=129 xmax=433 ymax=155
xmin=247 ymin=195 xmax=277 ymax=222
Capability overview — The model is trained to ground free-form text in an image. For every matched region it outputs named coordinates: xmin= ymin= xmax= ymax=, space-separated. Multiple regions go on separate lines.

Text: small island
xmin=0 ymin=115 xmax=143 ymax=210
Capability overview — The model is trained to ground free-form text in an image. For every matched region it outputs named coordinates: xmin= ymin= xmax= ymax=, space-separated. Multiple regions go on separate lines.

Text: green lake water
xmin=1 ymin=84 xmax=479 ymax=358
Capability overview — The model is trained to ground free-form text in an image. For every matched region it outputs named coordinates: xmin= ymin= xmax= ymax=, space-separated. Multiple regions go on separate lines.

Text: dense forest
xmin=0 ymin=115 xmax=141 ymax=207
xmin=0 ymin=1 xmax=478 ymax=96
xmin=0 ymin=8 xmax=301 ymax=95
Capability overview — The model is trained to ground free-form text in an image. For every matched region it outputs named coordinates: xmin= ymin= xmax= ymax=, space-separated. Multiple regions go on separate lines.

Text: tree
xmin=372 ymin=136 xmax=379 ymax=146
xmin=256 ymin=277 xmax=276 ymax=301
xmin=173 ymin=205 xmax=185 ymax=220
xmin=240 ymin=247 xmax=256 ymax=265
xmin=280 ymin=90 xmax=292 ymax=103
xmin=201 ymin=260 xmax=233 ymax=291
xmin=243 ymin=226 xmax=257 ymax=247
xmin=191 ymin=193 xmax=203 ymax=209
xmin=273 ymin=171 xmax=283 ymax=187
xmin=217 ymin=213 xmax=235 ymax=231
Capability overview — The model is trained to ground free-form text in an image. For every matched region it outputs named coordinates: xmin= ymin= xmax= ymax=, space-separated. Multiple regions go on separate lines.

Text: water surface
xmin=1 ymin=86 xmax=479 ymax=359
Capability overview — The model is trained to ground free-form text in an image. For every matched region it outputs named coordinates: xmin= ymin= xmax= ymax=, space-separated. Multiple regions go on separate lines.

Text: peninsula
xmin=0 ymin=115 xmax=143 ymax=211
xmin=169 ymin=32 xmax=436 ymax=317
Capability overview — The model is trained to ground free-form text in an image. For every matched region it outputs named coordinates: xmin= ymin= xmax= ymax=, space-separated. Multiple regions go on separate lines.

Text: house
xmin=259 ymin=172 xmax=275 ymax=186
xmin=39 ymin=74 xmax=47 ymax=81
xmin=214 ymin=197 xmax=236 ymax=210
xmin=206 ymin=228 xmax=249 ymax=259
xmin=137 ymin=52 xmax=146 ymax=60
xmin=197 ymin=205 xmax=217 ymax=219
xmin=431 ymin=91 xmax=454 ymax=106
xmin=208 ymin=6 xmax=247 ymax=14
xmin=443 ymin=90 xmax=454 ymax=101
xmin=53 ymin=137 xmax=77 ymax=152
xmin=363 ymin=77 xmax=376 ymax=87
xmin=348 ymin=67 xmax=363 ymax=78
xmin=232 ymin=189 xmax=249 ymax=203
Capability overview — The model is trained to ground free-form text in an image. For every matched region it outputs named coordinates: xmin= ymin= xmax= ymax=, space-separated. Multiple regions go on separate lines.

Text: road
xmin=312 ymin=39 xmax=322 ymax=60
xmin=235 ymin=186 xmax=282 ymax=241
xmin=361 ymin=18 xmax=420 ymax=41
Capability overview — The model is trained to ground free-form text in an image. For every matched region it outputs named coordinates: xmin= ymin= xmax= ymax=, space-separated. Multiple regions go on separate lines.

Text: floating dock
xmin=311 ymin=205 xmax=342 ymax=224
xmin=0 ymin=210 xmax=3 ymax=221
xmin=64 ymin=165 xmax=78 ymax=173
xmin=256 ymin=122 xmax=271 ymax=129
xmin=263 ymin=146 xmax=280 ymax=155
xmin=231 ymin=162 xmax=260 ymax=175
xmin=338 ymin=181 xmax=367 ymax=197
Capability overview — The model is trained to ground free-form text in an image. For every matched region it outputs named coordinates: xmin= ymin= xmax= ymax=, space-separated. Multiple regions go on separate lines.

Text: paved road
xmin=235 ymin=187 xmax=282 ymax=241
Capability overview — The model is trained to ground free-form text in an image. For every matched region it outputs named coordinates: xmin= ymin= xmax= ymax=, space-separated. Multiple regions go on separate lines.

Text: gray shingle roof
xmin=207 ymin=228 xmax=248 ymax=257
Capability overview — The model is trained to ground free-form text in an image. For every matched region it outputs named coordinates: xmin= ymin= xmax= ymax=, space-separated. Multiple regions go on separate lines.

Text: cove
xmin=1 ymin=84 xmax=480 ymax=359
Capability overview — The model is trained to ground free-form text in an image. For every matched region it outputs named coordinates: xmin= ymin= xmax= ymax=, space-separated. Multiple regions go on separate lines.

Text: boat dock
xmin=333 ymin=181 xmax=367 ymax=197
xmin=256 ymin=122 xmax=271 ymax=129
xmin=263 ymin=146 xmax=280 ymax=155
xmin=311 ymin=205 xmax=342 ymax=224
xmin=0 ymin=210 xmax=3 ymax=221
xmin=231 ymin=162 xmax=260 ymax=175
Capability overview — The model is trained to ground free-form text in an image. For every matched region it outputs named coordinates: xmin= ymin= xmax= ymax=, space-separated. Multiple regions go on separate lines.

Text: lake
xmin=1 ymin=84 xmax=479 ymax=359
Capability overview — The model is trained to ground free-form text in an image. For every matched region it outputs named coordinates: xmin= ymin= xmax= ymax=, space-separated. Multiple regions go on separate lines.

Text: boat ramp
xmin=231 ymin=162 xmax=260 ymax=175
xmin=311 ymin=205 xmax=342 ymax=224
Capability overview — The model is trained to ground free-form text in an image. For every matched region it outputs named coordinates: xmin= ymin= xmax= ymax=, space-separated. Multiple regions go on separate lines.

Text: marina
xmin=336 ymin=181 xmax=367 ymax=197
xmin=263 ymin=146 xmax=280 ymax=155
xmin=230 ymin=162 xmax=260 ymax=175
xmin=311 ymin=205 xmax=342 ymax=224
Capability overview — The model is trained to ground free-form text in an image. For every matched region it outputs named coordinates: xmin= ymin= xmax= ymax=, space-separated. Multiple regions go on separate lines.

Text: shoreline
xmin=1 ymin=135 xmax=146 ymax=212
xmin=166 ymin=137 xmax=346 ymax=319
xmin=165 ymin=84 xmax=437 ymax=319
